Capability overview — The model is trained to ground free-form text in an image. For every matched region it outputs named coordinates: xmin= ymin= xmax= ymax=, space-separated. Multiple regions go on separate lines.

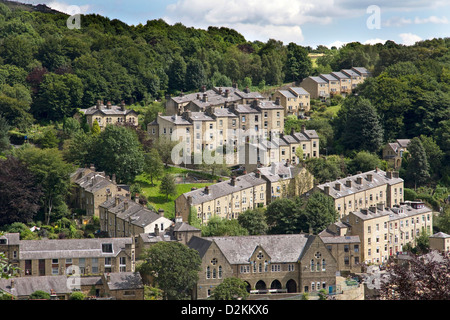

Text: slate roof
xmin=80 ymin=104 xmax=136 ymax=116
xmin=100 ymin=195 xmax=165 ymax=228
xmin=74 ymin=172 xmax=114 ymax=194
xmin=430 ymin=232 xmax=450 ymax=238
xmin=330 ymin=72 xmax=349 ymax=80
xmin=0 ymin=233 xmax=20 ymax=245
xmin=349 ymin=203 xmax=431 ymax=222
xmin=258 ymin=162 xmax=301 ymax=183
xmin=341 ymin=69 xmax=359 ymax=78
xmin=307 ymin=76 xmax=327 ymax=84
xmin=159 ymin=115 xmax=192 ymax=125
xmin=316 ymin=169 xmax=403 ymax=199
xmin=320 ymin=235 xmax=360 ymax=244
xmin=181 ymin=172 xmax=266 ymax=205
xmin=189 ymin=234 xmax=315 ymax=264
xmin=18 ymin=237 xmax=132 ymax=260
xmin=0 ymin=276 xmax=72 ymax=297
xmin=278 ymin=90 xmax=296 ymax=98
xmin=320 ymin=74 xmax=338 ymax=82
xmin=289 ymin=87 xmax=309 ymax=96
xmin=351 ymin=67 xmax=371 ymax=76
xmin=257 ymin=101 xmax=284 ymax=109
xmin=104 ymin=272 xmax=143 ymax=291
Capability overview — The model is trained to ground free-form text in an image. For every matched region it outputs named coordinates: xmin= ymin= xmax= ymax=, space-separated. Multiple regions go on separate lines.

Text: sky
xmin=16 ymin=0 xmax=450 ymax=48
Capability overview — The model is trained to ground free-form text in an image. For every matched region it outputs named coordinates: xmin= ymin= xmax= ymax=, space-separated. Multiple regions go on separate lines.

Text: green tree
xmin=91 ymin=120 xmax=101 ymax=135
xmin=93 ymin=125 xmax=145 ymax=184
xmin=138 ymin=242 xmax=201 ymax=300
xmin=265 ymin=198 xmax=306 ymax=234
xmin=349 ymin=151 xmax=383 ymax=174
xmin=405 ymin=137 xmax=430 ymax=190
xmin=69 ymin=292 xmax=86 ymax=300
xmin=238 ymin=208 xmax=268 ymax=235
xmin=29 ymin=290 xmax=50 ymax=300
xmin=201 ymin=216 xmax=249 ymax=237
xmin=153 ymin=137 xmax=177 ymax=167
xmin=37 ymin=128 xmax=59 ymax=149
xmin=185 ymin=58 xmax=207 ymax=91
xmin=335 ymin=97 xmax=384 ymax=153
xmin=144 ymin=149 xmax=164 ymax=186
xmin=0 ymin=114 xmax=11 ymax=153
xmin=15 ymin=146 xmax=73 ymax=224
xmin=285 ymin=42 xmax=312 ymax=82
xmin=168 ymin=54 xmax=187 ymax=91
xmin=159 ymin=173 xmax=177 ymax=200
xmin=211 ymin=277 xmax=249 ymax=300
xmin=32 ymin=72 xmax=84 ymax=121
xmin=303 ymin=192 xmax=338 ymax=234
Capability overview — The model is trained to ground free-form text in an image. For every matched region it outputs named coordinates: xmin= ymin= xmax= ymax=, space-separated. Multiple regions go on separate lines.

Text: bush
xmin=69 ymin=292 xmax=85 ymax=300
xmin=29 ymin=290 xmax=50 ymax=300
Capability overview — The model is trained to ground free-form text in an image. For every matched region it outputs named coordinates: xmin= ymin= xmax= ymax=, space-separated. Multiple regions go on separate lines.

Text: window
xmin=206 ymin=266 xmax=211 ymax=279
xmin=92 ymin=258 xmax=99 ymax=274
xmin=102 ymin=243 xmax=113 ymax=253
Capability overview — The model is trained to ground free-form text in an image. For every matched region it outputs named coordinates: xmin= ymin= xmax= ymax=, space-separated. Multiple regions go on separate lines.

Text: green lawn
xmin=134 ymin=167 xmax=214 ymax=219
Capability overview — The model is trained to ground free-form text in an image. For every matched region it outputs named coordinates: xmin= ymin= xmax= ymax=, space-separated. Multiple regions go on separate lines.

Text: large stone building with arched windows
xmin=187 ymin=233 xmax=337 ymax=299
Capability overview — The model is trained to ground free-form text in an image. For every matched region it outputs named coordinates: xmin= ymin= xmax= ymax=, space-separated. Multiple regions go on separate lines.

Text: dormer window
xmin=102 ymin=243 xmax=113 ymax=253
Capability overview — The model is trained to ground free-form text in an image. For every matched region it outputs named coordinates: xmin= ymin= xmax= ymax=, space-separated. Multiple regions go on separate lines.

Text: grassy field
xmin=134 ymin=166 xmax=214 ymax=219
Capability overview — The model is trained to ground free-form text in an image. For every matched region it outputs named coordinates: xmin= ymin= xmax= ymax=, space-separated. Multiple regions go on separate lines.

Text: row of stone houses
xmin=69 ymin=166 xmax=130 ymax=220
xmin=175 ymin=161 xmax=314 ymax=225
xmin=300 ymin=67 xmax=371 ymax=100
xmin=78 ymin=100 xmax=139 ymax=130
xmin=0 ymin=272 xmax=144 ymax=300
xmin=315 ymin=168 xmax=405 ymax=219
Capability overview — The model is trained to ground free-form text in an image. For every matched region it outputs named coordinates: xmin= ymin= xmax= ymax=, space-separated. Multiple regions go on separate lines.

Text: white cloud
xmin=383 ymin=16 xmax=412 ymax=27
xmin=164 ymin=0 xmax=343 ymax=44
xmin=399 ymin=33 xmax=422 ymax=45
xmin=414 ymin=16 xmax=449 ymax=24
xmin=47 ymin=1 xmax=91 ymax=15
xmin=328 ymin=40 xmax=348 ymax=49
xmin=363 ymin=38 xmax=387 ymax=45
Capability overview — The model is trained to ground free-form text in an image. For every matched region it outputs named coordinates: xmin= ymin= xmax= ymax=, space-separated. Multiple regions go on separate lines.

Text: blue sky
xmin=20 ymin=0 xmax=450 ymax=47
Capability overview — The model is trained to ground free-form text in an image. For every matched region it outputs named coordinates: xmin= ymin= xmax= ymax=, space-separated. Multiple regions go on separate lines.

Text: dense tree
xmin=0 ymin=114 xmax=11 ymax=153
xmin=138 ymin=242 xmax=201 ymax=300
xmin=285 ymin=42 xmax=312 ymax=82
xmin=0 ymin=156 xmax=43 ymax=225
xmin=303 ymin=192 xmax=338 ymax=234
xmin=93 ymin=125 xmax=145 ymax=184
xmin=159 ymin=173 xmax=177 ymax=201
xmin=334 ymin=97 xmax=384 ymax=153
xmin=32 ymin=72 xmax=84 ymax=121
xmin=211 ymin=277 xmax=250 ymax=300
xmin=405 ymin=137 xmax=430 ymax=190
xmin=349 ymin=151 xmax=383 ymax=174
xmin=238 ymin=208 xmax=268 ymax=235
xmin=144 ymin=148 xmax=164 ymax=186
xmin=201 ymin=216 xmax=249 ymax=237
xmin=265 ymin=198 xmax=306 ymax=234
xmin=15 ymin=146 xmax=73 ymax=224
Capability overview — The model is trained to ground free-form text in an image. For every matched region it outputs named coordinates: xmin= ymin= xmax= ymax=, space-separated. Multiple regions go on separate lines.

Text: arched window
xmin=322 ymin=259 xmax=326 ymax=271
xmin=259 ymin=263 xmax=262 ymax=273
xmin=212 ymin=268 xmax=217 ymax=279
xmin=310 ymin=259 xmax=315 ymax=272
xmin=218 ymin=266 xmax=222 ymax=278
xmin=206 ymin=266 xmax=211 ymax=279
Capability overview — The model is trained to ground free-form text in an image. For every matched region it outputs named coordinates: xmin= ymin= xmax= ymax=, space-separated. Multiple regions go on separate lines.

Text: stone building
xmin=188 ymin=233 xmax=337 ymax=299
xmin=78 ymin=100 xmax=138 ymax=129
xmin=315 ymin=168 xmax=404 ymax=219
xmin=0 ymin=235 xmax=135 ymax=277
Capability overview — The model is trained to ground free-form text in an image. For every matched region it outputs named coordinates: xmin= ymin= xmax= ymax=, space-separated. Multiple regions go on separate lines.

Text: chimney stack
xmin=324 ymin=185 xmax=330 ymax=195
xmin=158 ymin=208 xmax=164 ymax=217
xmin=346 ymin=180 xmax=352 ymax=188
xmin=231 ymin=176 xmax=236 ymax=187
xmin=335 ymin=183 xmax=340 ymax=191
xmin=204 ymin=185 xmax=210 ymax=194
xmin=367 ymin=174 xmax=373 ymax=182
xmin=154 ymin=224 xmax=160 ymax=236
